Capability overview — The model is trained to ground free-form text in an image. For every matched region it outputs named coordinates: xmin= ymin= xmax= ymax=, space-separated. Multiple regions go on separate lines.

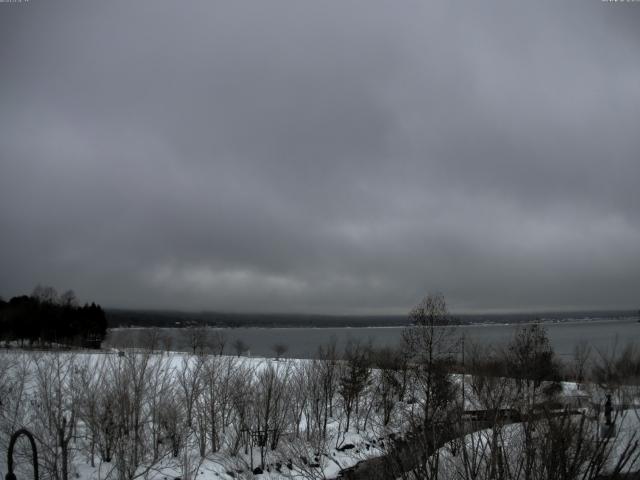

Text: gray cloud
xmin=1 ymin=0 xmax=639 ymax=314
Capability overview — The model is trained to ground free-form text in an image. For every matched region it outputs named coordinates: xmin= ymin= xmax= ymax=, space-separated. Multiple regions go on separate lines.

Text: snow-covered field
xmin=0 ymin=350 xmax=394 ymax=480
xmin=0 ymin=348 xmax=638 ymax=480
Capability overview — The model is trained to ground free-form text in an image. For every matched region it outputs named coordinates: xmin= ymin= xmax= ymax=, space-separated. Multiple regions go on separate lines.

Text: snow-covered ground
xmin=0 ymin=350 xmax=391 ymax=480
xmin=1 ymin=349 xmax=639 ymax=480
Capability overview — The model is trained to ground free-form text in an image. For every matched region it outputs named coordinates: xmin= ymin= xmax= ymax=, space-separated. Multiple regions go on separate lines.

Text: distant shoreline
xmin=108 ymin=315 xmax=639 ymax=330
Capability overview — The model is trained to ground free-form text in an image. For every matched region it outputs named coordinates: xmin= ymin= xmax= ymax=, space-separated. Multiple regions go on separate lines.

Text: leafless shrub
xmin=338 ymin=340 xmax=372 ymax=433
xmin=31 ymin=353 xmax=79 ymax=480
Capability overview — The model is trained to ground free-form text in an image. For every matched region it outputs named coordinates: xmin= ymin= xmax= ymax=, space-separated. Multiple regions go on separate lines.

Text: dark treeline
xmin=0 ymin=285 xmax=107 ymax=348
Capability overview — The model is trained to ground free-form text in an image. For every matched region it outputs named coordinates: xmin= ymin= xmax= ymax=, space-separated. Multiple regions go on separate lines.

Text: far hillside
xmin=105 ymin=308 xmax=637 ymax=329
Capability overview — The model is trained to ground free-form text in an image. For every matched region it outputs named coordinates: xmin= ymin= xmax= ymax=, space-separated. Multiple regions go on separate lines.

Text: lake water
xmin=106 ymin=318 xmax=640 ymax=359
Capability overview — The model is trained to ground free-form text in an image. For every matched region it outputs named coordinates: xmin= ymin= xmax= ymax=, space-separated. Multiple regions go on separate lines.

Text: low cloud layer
xmin=1 ymin=0 xmax=639 ymax=313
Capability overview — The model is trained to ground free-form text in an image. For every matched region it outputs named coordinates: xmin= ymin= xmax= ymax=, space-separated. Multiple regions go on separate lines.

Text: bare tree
xmin=198 ymin=355 xmax=238 ymax=453
xmin=0 ymin=353 xmax=31 ymax=451
xmin=459 ymin=343 xmax=518 ymax=480
xmin=107 ymin=352 xmax=162 ymax=480
xmin=77 ymin=355 xmax=110 ymax=467
xmin=317 ymin=338 xmax=339 ymax=436
xmin=145 ymin=328 xmax=162 ymax=353
xmin=571 ymin=340 xmax=592 ymax=387
xmin=229 ymin=361 xmax=256 ymax=455
xmin=187 ymin=326 xmax=206 ymax=355
xmin=177 ymin=354 xmax=204 ymax=429
xmin=272 ymin=343 xmax=289 ymax=360
xmin=252 ymin=362 xmax=292 ymax=467
xmin=289 ymin=363 xmax=309 ymax=437
xmin=59 ymin=290 xmax=78 ymax=308
xmin=161 ymin=332 xmax=173 ymax=352
xmin=371 ymin=346 xmax=407 ymax=427
xmin=145 ymin=353 xmax=176 ymax=462
xmin=338 ymin=340 xmax=372 ymax=433
xmin=302 ymin=360 xmax=329 ymax=442
xmin=375 ymin=293 xmax=461 ymax=480
xmin=31 ymin=354 xmax=80 ymax=480
xmin=506 ymin=323 xmax=561 ymax=412
xmin=32 ymin=284 xmax=59 ymax=304
xmin=210 ymin=330 xmax=226 ymax=355
xmin=233 ymin=339 xmax=249 ymax=357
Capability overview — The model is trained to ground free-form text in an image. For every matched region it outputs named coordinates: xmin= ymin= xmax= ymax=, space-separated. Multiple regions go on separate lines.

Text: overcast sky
xmin=1 ymin=0 xmax=639 ymax=314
